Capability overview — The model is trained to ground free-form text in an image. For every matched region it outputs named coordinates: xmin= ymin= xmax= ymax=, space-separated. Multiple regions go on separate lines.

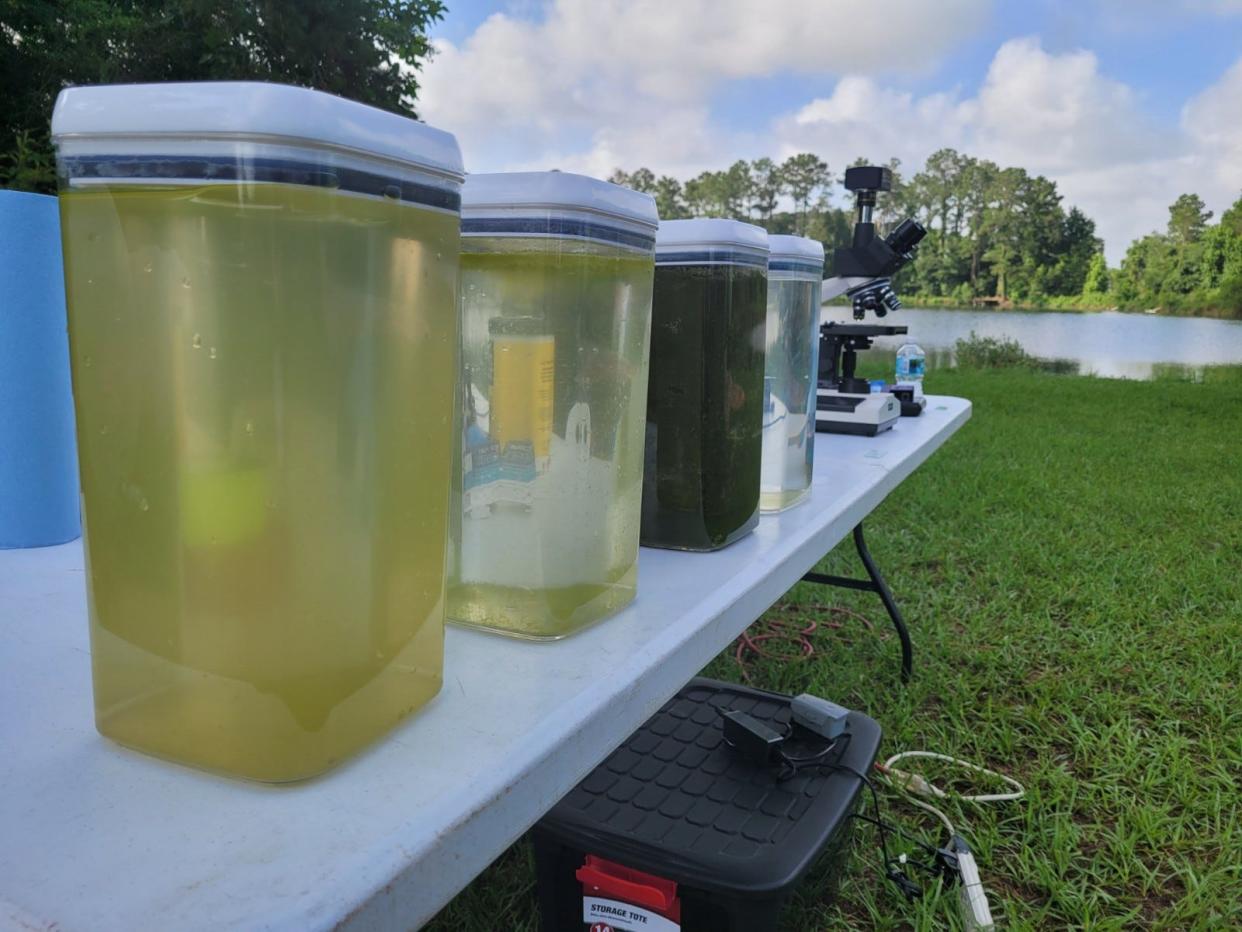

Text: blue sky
xmin=418 ymin=1 xmax=1242 ymax=261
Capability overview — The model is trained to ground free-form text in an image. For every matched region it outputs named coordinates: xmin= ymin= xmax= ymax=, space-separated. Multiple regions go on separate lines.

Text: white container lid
xmin=768 ymin=234 xmax=825 ymax=278
xmin=51 ymin=82 xmax=464 ymax=182
xmin=463 ymin=172 xmax=657 ymax=228
xmin=768 ymin=234 xmax=825 ymax=263
xmin=655 ymin=218 xmax=769 ymax=267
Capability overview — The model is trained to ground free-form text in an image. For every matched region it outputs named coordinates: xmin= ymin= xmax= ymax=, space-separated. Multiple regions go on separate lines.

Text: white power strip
xmin=951 ymin=836 xmax=994 ymax=931
xmin=879 ymin=751 xmax=1026 ymax=931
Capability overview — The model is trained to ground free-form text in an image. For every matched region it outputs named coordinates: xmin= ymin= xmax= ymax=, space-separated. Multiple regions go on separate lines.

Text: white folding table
xmin=0 ymin=396 xmax=969 ymax=932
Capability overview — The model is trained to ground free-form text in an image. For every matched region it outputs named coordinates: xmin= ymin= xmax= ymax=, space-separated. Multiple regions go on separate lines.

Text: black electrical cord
xmin=786 ymin=752 xmax=932 ymax=901
xmin=849 ymin=813 xmax=947 ymax=877
xmin=717 ymin=708 xmax=933 ymax=901
xmin=768 ymin=728 xmax=901 ymax=883
xmin=849 ymin=813 xmax=941 ymax=863
xmin=776 ymin=732 xmax=846 ymax=780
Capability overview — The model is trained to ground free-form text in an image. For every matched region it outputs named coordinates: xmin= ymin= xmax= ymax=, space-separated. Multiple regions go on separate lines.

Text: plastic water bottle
xmin=895 ymin=343 xmax=926 ymax=396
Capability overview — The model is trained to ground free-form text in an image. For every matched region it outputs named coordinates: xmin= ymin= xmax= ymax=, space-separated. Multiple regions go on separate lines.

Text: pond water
xmin=821 ymin=307 xmax=1242 ymax=379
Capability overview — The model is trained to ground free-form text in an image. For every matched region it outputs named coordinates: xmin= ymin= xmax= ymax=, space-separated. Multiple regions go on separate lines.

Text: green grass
xmin=427 ymin=366 xmax=1242 ymax=931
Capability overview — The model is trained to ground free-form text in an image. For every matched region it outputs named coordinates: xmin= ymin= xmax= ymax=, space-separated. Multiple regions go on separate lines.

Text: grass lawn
xmin=427 ymin=365 xmax=1242 ymax=931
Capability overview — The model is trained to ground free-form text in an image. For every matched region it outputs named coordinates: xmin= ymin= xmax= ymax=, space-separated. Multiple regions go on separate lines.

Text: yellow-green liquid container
xmin=51 ymin=82 xmax=465 ymax=781
xmin=448 ymin=172 xmax=657 ymax=639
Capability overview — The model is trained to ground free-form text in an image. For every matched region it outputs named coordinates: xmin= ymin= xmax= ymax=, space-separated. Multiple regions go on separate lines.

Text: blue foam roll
xmin=0 ymin=190 xmax=81 ymax=548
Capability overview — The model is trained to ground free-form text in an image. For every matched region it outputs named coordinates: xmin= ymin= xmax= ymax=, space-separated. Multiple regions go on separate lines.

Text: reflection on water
xmin=823 ymin=307 xmax=1242 ymax=380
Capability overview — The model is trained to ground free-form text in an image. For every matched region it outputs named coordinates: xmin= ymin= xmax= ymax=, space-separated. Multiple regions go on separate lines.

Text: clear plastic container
xmin=896 ymin=342 xmax=926 ymax=397
xmin=448 ymin=172 xmax=657 ymax=639
xmin=52 ymin=82 xmax=464 ymax=781
xmin=642 ymin=219 xmax=769 ymax=551
xmin=760 ymin=235 xmax=824 ymax=513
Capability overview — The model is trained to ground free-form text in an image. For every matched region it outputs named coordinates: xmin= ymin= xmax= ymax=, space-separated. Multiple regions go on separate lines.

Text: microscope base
xmin=815 ymin=389 xmax=901 ymax=435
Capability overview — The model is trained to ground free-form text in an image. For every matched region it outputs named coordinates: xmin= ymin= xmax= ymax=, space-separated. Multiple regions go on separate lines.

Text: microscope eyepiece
xmin=885 ymin=218 xmax=926 ymax=257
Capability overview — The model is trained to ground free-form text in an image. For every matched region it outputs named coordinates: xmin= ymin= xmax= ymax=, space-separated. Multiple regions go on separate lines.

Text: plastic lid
xmin=768 ymin=235 xmax=825 ymax=263
xmin=51 ymin=82 xmax=463 ymax=181
xmin=768 ymin=234 xmax=824 ymax=278
xmin=536 ymin=677 xmax=883 ymax=896
xmin=463 ymin=172 xmax=657 ymax=227
xmin=656 ymin=218 xmax=769 ymax=252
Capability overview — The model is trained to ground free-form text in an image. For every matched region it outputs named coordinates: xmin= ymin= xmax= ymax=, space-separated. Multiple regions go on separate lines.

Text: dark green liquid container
xmin=642 ymin=220 xmax=770 ymax=550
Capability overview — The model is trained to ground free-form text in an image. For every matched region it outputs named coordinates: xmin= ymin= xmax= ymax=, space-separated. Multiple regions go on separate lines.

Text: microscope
xmin=816 ymin=166 xmax=927 ymax=436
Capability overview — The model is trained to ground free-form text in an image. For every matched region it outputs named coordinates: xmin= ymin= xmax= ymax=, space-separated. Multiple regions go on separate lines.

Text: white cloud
xmin=421 ymin=4 xmax=1242 ymax=263
xmin=972 ymin=37 xmax=1165 ymax=173
xmin=784 ymin=37 xmax=1165 ymax=175
xmin=778 ymin=78 xmax=975 ymax=171
xmin=760 ymin=38 xmax=1242 ymax=260
xmin=778 ymin=37 xmax=1189 ymax=256
xmin=1182 ymin=57 xmax=1242 ymax=194
xmin=1047 ymin=51 xmax=1242 ymax=254
xmin=420 ymin=0 xmax=989 ymax=173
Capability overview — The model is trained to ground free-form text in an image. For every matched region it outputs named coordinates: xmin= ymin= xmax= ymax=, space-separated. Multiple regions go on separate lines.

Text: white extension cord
xmin=877 ymin=751 xmax=1026 ymax=932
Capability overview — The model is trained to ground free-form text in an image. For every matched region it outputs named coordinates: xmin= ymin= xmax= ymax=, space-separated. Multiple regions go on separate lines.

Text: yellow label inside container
xmin=491 ymin=333 xmax=554 ymax=460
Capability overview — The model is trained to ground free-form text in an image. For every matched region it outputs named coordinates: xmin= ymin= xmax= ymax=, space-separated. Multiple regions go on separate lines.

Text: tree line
xmin=1111 ymin=194 xmax=1242 ymax=316
xmin=612 ymin=149 xmax=1242 ymax=318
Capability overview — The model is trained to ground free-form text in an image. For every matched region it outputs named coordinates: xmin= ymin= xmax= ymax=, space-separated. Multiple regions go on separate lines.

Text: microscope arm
xmin=821 ymin=275 xmax=874 ymax=304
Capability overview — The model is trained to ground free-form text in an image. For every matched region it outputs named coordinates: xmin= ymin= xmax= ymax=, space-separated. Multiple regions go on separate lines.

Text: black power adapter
xmin=720 ymin=710 xmax=785 ymax=763
xmin=719 ymin=695 xmax=853 ymax=768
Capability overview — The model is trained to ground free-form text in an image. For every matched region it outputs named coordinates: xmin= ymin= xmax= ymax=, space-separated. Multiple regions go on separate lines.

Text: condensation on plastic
xmin=52 ymin=83 xmax=462 ymax=781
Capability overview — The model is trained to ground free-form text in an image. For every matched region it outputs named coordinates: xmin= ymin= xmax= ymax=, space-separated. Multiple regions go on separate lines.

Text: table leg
xmin=801 ymin=522 xmax=914 ymax=683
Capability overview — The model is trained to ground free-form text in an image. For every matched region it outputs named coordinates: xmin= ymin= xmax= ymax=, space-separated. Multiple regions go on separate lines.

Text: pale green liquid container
xmin=448 ymin=172 xmax=657 ymax=639
xmin=760 ymin=235 xmax=825 ymax=512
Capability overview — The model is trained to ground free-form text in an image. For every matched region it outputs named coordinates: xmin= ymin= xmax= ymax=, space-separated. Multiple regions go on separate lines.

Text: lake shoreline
xmin=821 ymin=305 xmax=1242 ymax=380
xmin=897 ymin=294 xmax=1242 ymax=320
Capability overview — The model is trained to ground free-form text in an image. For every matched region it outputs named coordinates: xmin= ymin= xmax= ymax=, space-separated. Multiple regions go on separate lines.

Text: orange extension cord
xmin=733 ymin=603 xmax=881 ymax=682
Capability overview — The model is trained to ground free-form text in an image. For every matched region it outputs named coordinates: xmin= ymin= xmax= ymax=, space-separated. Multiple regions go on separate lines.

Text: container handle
xmin=575 ymin=856 xmax=677 ymax=913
